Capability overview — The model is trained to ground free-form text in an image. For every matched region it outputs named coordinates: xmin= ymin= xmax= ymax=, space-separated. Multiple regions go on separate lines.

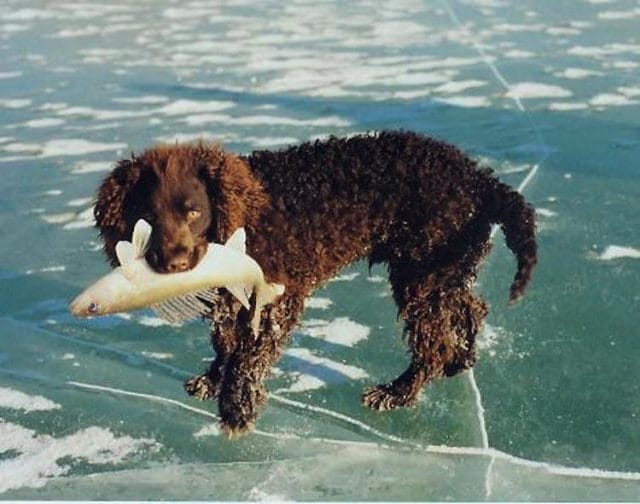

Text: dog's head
xmin=94 ymin=142 xmax=267 ymax=273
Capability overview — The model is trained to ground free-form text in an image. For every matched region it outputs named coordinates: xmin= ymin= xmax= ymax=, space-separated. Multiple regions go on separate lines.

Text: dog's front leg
xmin=217 ymin=293 xmax=302 ymax=438
xmin=184 ymin=290 xmax=242 ymax=400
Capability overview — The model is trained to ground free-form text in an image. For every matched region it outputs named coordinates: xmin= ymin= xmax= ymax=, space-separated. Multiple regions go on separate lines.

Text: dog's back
xmin=246 ymin=131 xmax=536 ymax=300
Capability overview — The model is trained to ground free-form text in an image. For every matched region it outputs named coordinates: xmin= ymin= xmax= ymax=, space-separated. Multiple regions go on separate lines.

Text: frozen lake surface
xmin=1 ymin=0 xmax=639 ymax=499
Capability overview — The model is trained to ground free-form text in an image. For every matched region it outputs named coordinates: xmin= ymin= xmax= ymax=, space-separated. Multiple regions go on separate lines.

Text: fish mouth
xmin=69 ymin=293 xmax=99 ymax=318
xmin=69 ymin=296 xmax=86 ymax=317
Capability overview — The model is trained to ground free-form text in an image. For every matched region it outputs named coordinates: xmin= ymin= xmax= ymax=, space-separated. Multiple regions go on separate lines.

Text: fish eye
xmin=88 ymin=302 xmax=99 ymax=314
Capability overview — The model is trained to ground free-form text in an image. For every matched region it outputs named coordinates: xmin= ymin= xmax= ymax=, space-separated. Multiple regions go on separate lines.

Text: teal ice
xmin=1 ymin=0 xmax=639 ymax=500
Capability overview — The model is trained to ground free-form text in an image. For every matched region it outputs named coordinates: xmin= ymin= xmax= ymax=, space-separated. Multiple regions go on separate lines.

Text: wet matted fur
xmin=94 ymin=131 xmax=537 ymax=437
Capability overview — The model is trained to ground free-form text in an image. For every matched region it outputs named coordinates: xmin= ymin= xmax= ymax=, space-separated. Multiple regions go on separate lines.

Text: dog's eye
xmin=187 ymin=209 xmax=202 ymax=221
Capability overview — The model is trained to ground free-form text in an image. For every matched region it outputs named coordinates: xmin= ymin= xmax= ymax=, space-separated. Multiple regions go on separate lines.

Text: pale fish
xmin=69 ymin=219 xmax=285 ymax=335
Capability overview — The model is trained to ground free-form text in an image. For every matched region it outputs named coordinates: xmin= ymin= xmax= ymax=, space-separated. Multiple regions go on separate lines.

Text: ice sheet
xmin=0 ymin=0 xmax=639 ymax=499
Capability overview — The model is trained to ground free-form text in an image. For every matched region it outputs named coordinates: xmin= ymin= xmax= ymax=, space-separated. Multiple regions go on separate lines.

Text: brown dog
xmin=94 ymin=131 xmax=537 ymax=437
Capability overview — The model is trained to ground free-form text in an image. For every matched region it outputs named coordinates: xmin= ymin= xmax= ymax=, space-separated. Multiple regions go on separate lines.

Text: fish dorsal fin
xmin=225 ymin=283 xmax=251 ymax=310
xmin=115 ymin=241 xmax=136 ymax=267
xmin=132 ymin=219 xmax=152 ymax=257
xmin=224 ymin=227 xmax=246 ymax=254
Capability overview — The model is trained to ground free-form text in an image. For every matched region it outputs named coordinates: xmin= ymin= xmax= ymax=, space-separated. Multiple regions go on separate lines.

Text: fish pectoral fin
xmin=115 ymin=241 xmax=136 ymax=267
xmin=249 ymin=282 xmax=286 ymax=338
xmin=132 ymin=219 xmax=152 ymax=257
xmin=152 ymin=293 xmax=211 ymax=325
xmin=224 ymin=227 xmax=246 ymax=254
xmin=270 ymin=282 xmax=285 ymax=297
xmin=225 ymin=283 xmax=251 ymax=310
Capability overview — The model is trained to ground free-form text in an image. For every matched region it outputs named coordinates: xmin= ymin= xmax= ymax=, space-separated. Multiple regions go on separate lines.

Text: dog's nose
xmin=167 ymin=254 xmax=190 ymax=273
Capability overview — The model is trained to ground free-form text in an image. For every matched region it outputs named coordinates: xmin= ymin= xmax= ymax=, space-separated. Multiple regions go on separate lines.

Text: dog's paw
xmin=362 ymin=383 xmax=418 ymax=411
xmin=218 ymin=418 xmax=256 ymax=439
xmin=184 ymin=374 xmax=218 ymax=400
xmin=217 ymin=380 xmax=267 ymax=439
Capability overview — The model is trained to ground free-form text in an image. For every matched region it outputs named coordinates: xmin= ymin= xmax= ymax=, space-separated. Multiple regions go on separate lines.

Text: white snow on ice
xmin=140 ymin=351 xmax=174 ymax=360
xmin=0 ymin=421 xmax=159 ymax=494
xmin=435 ymin=96 xmax=491 ymax=108
xmin=0 ymin=387 xmax=61 ymax=412
xmin=305 ymin=297 xmax=334 ymax=310
xmin=156 ymin=99 xmax=235 ymax=116
xmin=553 ymin=68 xmax=604 ymax=79
xmin=276 ymin=373 xmax=326 ymax=394
xmin=589 ymin=93 xmax=639 ymax=107
xmin=548 ymin=102 xmax=589 ymax=111
xmin=433 ymin=80 xmax=487 ymax=94
xmin=597 ymin=245 xmax=640 ymax=261
xmin=284 ymin=347 xmax=368 ymax=381
xmin=300 ymin=317 xmax=370 ymax=347
xmin=70 ymin=160 xmax=113 ymax=174
xmin=0 ymin=98 xmax=32 ymax=109
xmin=505 ymin=82 xmax=572 ymax=100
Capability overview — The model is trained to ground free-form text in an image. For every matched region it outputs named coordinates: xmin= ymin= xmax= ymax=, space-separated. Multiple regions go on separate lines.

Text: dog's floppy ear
xmin=197 ymin=143 xmax=268 ymax=241
xmin=94 ymin=156 xmax=146 ymax=266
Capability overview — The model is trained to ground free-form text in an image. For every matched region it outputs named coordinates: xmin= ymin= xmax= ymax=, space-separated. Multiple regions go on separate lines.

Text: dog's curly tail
xmin=484 ymin=177 xmax=537 ymax=303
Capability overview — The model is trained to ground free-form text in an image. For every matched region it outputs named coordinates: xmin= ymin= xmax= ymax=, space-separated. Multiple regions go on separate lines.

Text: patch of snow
xmin=433 ymin=80 xmax=487 ymax=94
xmin=301 ymin=317 xmax=370 ymax=347
xmin=24 ymin=265 xmax=66 ymax=275
xmin=536 ymin=208 xmax=558 ymax=217
xmin=548 ymin=102 xmax=589 ymax=111
xmin=618 ymin=86 xmax=640 ymax=97
xmin=23 ymin=118 xmax=66 ymax=128
xmin=329 ymin=272 xmax=360 ymax=282
xmin=285 ymin=347 xmax=368 ymax=381
xmin=0 ymin=98 xmax=32 ymax=108
xmin=0 ymin=387 xmax=61 ymax=412
xmin=276 ymin=373 xmax=326 ymax=394
xmin=305 ymin=297 xmax=333 ymax=310
xmin=41 ymin=212 xmax=76 ymax=224
xmin=589 ymin=93 xmax=638 ymax=107
xmin=245 ymin=136 xmax=299 ymax=148
xmin=112 ymin=95 xmax=169 ymax=104
xmin=597 ymin=245 xmax=640 ymax=261
xmin=598 ymin=9 xmax=640 ymax=20
xmin=156 ymin=99 xmax=235 ymax=116
xmin=553 ymin=68 xmax=604 ymax=79
xmin=435 ymin=96 xmax=491 ymax=107
xmin=138 ymin=316 xmax=171 ymax=327
xmin=505 ymin=82 xmax=572 ymax=99
xmin=0 ymin=421 xmax=159 ymax=494
xmin=504 ymin=49 xmax=535 ymax=59
xmin=70 ymin=161 xmax=112 ymax=174
xmin=67 ymin=197 xmax=93 ymax=207
xmin=194 ymin=424 xmax=220 ymax=437
xmin=62 ymin=207 xmax=95 ymax=229
xmin=40 ymin=139 xmax=127 ymax=157
xmin=140 ymin=351 xmax=174 ymax=360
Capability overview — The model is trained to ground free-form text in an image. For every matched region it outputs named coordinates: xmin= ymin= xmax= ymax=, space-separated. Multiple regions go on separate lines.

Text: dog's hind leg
xmin=362 ymin=270 xmax=488 ymax=410
xmin=363 ymin=224 xmax=491 ymax=411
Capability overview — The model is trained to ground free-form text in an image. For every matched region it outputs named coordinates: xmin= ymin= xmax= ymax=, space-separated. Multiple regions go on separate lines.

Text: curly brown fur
xmin=94 ymin=131 xmax=537 ymax=436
